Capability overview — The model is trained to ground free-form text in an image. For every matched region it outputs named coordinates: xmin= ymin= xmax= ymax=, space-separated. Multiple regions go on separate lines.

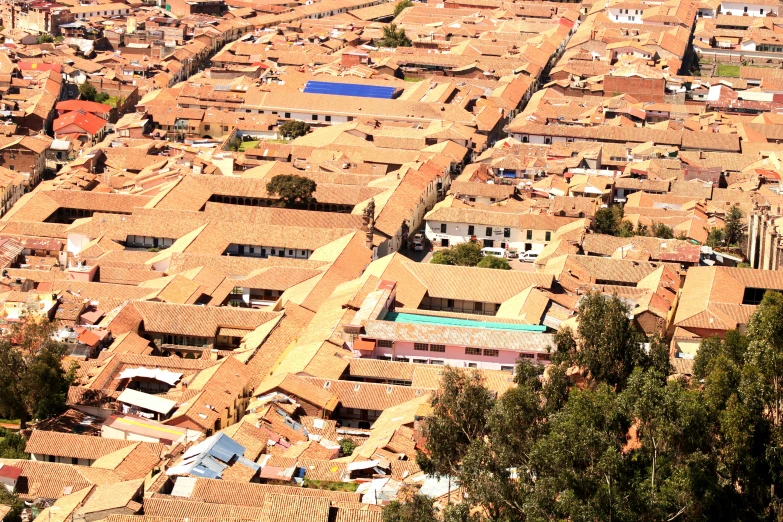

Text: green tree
xmin=383 ymin=492 xmax=437 ymax=522
xmin=94 ymin=92 xmax=110 ymax=104
xmin=476 ymin=254 xmax=510 ymax=270
xmin=458 ymin=361 xmax=545 ymax=520
xmin=79 ymin=82 xmax=98 ymax=101
xmin=393 ymin=0 xmax=413 ymax=16
xmin=744 ymin=291 xmax=783 ymax=429
xmin=36 ymin=33 xmax=54 ymax=43
xmin=265 ymin=174 xmax=317 ymax=207
xmin=723 ymin=205 xmax=744 ymax=246
xmin=226 ymin=137 xmax=242 ymax=151
xmin=706 ymin=227 xmax=724 ymax=248
xmin=651 ymin=222 xmax=674 ymax=239
xmin=339 ymin=437 xmax=356 ymax=456
xmin=0 ymin=428 xmax=27 ymax=459
xmin=0 ymin=321 xmax=71 ymax=428
xmin=618 ymin=220 xmax=636 ymax=237
xmin=0 ymin=487 xmax=23 ymax=522
xmin=279 ymin=120 xmax=311 ymax=139
xmin=430 ymin=242 xmax=483 ymax=267
xmin=418 ymin=368 xmax=495 ymax=481
xmin=594 ymin=206 xmax=622 ymax=235
xmin=378 ymin=23 xmax=412 ymax=48
xmin=554 ymin=293 xmax=647 ymax=389
xmin=530 ymin=384 xmax=631 ymax=521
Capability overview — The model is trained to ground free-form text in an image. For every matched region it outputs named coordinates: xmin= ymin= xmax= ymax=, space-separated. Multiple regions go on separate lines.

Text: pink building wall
xmin=369 ymin=340 xmax=547 ymax=371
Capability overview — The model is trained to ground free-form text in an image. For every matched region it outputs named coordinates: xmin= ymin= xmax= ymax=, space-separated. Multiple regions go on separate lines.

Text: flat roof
xmin=117 ymin=388 xmax=177 ymax=415
xmin=303 ymin=80 xmax=396 ymax=99
xmin=384 ymin=312 xmax=547 ymax=333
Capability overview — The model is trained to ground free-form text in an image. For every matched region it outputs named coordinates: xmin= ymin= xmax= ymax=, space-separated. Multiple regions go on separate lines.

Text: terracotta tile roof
xmin=302 ymin=378 xmax=431 ymax=411
xmin=80 ymin=479 xmax=144 ymax=515
xmin=25 ymin=431 xmax=164 ymax=462
xmin=144 ymin=497 xmax=266 ymax=520
xmin=128 ymin=301 xmax=282 ymax=338
xmin=401 ymin=260 xmax=554 ymax=303
xmin=0 ymin=459 xmax=113 ymax=501
xmin=674 ymin=267 xmax=783 ymax=331
xmin=6 ymin=191 xmax=150 ymax=223
xmin=186 ymin=477 xmax=361 ymax=505
xmin=364 ymin=319 xmax=554 ymax=354
xmin=348 ymin=358 xmax=415 ymax=383
xmin=334 ymin=506 xmax=383 ymax=522
xmin=219 ymin=420 xmax=268 ymax=461
xmin=93 ymin=443 xmax=165 ymax=480
xmin=255 ymin=373 xmax=339 ymax=410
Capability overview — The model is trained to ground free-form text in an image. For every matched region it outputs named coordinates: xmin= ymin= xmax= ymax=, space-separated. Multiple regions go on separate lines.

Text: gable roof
xmin=53 ymin=110 xmax=108 ymax=136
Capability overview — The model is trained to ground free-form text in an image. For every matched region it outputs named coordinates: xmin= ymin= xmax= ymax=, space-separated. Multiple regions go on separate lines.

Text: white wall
xmin=720 ymin=1 xmax=777 ymax=16
xmin=607 ymin=7 xmax=643 ymax=23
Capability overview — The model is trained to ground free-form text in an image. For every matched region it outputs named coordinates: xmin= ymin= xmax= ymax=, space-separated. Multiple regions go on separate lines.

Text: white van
xmin=520 ymin=250 xmax=539 ymax=263
xmin=481 ymin=247 xmax=507 ymax=258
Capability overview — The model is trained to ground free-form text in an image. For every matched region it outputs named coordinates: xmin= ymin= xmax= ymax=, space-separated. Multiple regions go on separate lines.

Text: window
xmin=526 ymin=230 xmax=532 ymax=240
xmin=474 ymin=302 xmax=483 ymax=312
xmin=430 ymin=360 xmax=444 ymax=365
xmin=761 ymin=8 xmax=764 ymax=14
xmin=468 ymin=225 xmax=474 ymax=236
xmin=204 ymin=124 xmax=210 ymax=130
xmin=486 ymin=227 xmax=492 ymax=237
xmin=501 ymin=365 xmax=515 ymax=372
xmin=284 ymin=113 xmax=291 ymax=118
xmin=503 ymin=227 xmax=510 ymax=238
xmin=377 ymin=340 xmax=393 ymax=348
xmin=414 ymin=343 xmax=429 ymax=351
xmin=312 ymin=115 xmax=318 ymax=121
xmin=440 ymin=223 xmax=447 ymax=233
xmin=414 ymin=359 xmax=428 ymax=364
xmin=465 ymin=347 xmax=482 ymax=355
xmin=325 ymin=115 xmax=331 ymax=122
xmin=744 ymin=6 xmax=748 ymax=12
xmin=288 ymin=249 xmax=293 ymax=256
xmin=468 ymin=363 xmax=477 ymax=368
xmin=545 ymin=231 xmax=552 ymax=241
xmin=430 ymin=344 xmax=445 ymax=352
xmin=520 ymin=353 xmax=535 ymax=359
xmin=743 ymin=287 xmax=776 ymax=305
xmin=483 ymin=349 xmax=499 ymax=357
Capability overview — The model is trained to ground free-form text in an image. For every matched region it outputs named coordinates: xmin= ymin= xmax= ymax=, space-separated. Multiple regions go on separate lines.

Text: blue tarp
xmin=303 ymin=81 xmax=396 ymax=99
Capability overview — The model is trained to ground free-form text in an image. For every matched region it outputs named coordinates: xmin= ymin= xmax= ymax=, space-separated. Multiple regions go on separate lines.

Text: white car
xmin=413 ymin=242 xmax=424 ymax=251
xmin=520 ymin=251 xmax=539 ymax=263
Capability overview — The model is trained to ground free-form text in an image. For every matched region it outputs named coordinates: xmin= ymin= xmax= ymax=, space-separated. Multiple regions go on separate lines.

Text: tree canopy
xmin=279 ymin=120 xmax=311 ymax=139
xmin=388 ymin=290 xmax=783 ymax=522
xmin=430 ymin=242 xmax=509 ymax=269
xmin=0 ymin=321 xmax=73 ymax=429
xmin=724 ymin=205 xmax=744 ymax=247
xmin=393 ymin=0 xmax=413 ymax=17
xmin=265 ymin=174 xmax=317 ymax=207
xmin=476 ymin=254 xmax=511 ymax=270
xmin=378 ymin=24 xmax=412 ymax=47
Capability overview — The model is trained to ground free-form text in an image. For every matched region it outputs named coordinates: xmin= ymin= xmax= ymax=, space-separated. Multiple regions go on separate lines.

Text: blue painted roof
xmin=303 ymin=81 xmax=396 ymax=99
xmin=384 ymin=312 xmax=547 ymax=333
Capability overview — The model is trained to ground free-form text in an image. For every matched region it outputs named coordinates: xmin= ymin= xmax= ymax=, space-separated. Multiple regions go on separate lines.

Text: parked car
xmin=412 ymin=233 xmax=425 ymax=250
xmin=481 ymin=247 xmax=507 ymax=258
xmin=520 ymin=250 xmax=539 ymax=263
xmin=507 ymin=247 xmax=519 ymax=259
